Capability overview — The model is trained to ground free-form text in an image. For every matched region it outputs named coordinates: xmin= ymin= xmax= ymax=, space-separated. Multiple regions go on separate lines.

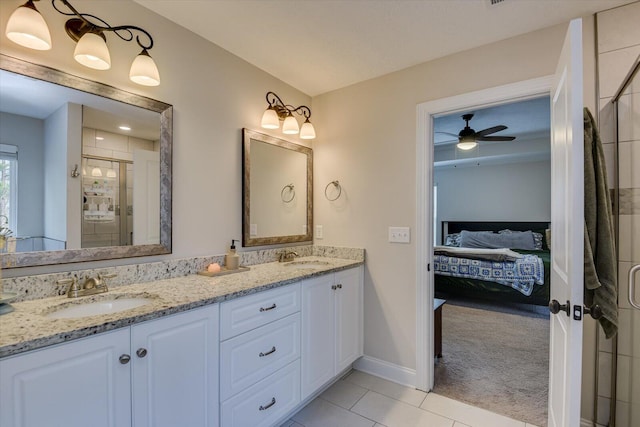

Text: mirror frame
xmin=0 ymin=54 xmax=172 ymax=269
xmin=242 ymin=128 xmax=313 ymax=247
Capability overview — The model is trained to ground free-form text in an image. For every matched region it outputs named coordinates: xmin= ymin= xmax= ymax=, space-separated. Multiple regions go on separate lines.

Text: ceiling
xmin=135 ymin=0 xmax=630 ymax=96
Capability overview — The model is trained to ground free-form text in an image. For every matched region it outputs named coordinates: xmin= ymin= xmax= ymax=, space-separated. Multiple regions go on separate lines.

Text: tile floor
xmin=281 ymin=370 xmax=541 ymax=427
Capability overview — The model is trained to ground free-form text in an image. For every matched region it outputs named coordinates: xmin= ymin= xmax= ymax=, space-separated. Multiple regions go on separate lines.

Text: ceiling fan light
xmin=457 ymin=141 xmax=478 ymax=151
xmin=282 ymin=115 xmax=299 ymax=134
xmin=261 ymin=107 xmax=280 ymax=129
xmin=74 ymin=32 xmax=111 ymax=70
xmin=299 ymin=120 xmax=316 ymax=139
xmin=5 ymin=0 xmax=52 ymax=50
xmin=130 ymin=49 xmax=160 ymax=86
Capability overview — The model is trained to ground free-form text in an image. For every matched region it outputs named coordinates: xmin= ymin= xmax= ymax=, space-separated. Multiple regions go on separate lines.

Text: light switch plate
xmin=315 ymin=225 xmax=323 ymax=239
xmin=389 ymin=226 xmax=410 ymax=243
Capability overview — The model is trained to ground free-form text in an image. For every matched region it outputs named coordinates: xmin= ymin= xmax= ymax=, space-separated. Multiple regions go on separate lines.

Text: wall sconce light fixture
xmin=261 ymin=91 xmax=316 ymax=139
xmin=5 ymin=0 xmax=161 ymax=86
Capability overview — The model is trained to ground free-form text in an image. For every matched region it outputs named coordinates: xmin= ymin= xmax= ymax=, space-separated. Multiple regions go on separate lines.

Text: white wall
xmin=313 ymin=14 xmax=598 ymax=420
xmin=0 ymin=112 xmax=44 ymax=238
xmin=434 ymin=160 xmax=551 ymax=244
xmin=43 ymin=104 xmax=70 ymax=244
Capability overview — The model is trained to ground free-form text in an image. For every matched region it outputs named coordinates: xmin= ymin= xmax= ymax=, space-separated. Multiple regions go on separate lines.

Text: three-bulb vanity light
xmin=5 ymin=0 xmax=161 ymax=86
xmin=261 ymin=91 xmax=316 ymax=139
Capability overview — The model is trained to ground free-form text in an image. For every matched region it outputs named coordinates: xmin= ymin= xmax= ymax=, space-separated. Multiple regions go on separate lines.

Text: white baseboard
xmin=353 ymin=355 xmax=416 ymax=388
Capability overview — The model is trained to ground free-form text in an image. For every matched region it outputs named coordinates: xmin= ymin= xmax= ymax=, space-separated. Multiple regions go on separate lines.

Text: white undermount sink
xmin=283 ymin=261 xmax=331 ymax=269
xmin=46 ymin=297 xmax=151 ymax=319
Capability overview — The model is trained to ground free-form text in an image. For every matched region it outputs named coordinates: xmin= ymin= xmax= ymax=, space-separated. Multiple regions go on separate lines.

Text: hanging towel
xmin=583 ymin=108 xmax=618 ymax=338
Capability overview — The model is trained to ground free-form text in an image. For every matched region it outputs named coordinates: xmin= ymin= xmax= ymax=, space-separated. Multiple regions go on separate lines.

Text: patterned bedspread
xmin=433 ymin=254 xmax=545 ymax=296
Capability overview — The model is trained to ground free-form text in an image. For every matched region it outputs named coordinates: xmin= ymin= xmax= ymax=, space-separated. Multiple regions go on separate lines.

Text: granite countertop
xmin=0 ymin=256 xmax=363 ymax=359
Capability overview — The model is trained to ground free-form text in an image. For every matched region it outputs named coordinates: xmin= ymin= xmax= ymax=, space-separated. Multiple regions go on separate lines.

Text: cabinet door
xmin=0 ymin=329 xmax=131 ymax=427
xmin=335 ymin=266 xmax=363 ymax=373
xmin=301 ymin=274 xmax=335 ymax=400
xmin=131 ymin=305 xmax=219 ymax=427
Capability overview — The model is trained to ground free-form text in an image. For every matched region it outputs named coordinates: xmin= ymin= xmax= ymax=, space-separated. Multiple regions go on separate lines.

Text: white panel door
xmin=301 ymin=274 xmax=336 ymax=400
xmin=133 ymin=149 xmax=160 ymax=245
xmin=548 ymin=18 xmax=584 ymax=427
xmin=0 ymin=329 xmax=131 ymax=427
xmin=131 ymin=305 xmax=219 ymax=427
xmin=335 ymin=266 xmax=363 ymax=373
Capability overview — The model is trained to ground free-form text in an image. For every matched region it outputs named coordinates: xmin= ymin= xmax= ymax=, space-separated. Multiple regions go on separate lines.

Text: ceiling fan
xmin=437 ymin=113 xmax=515 ymax=150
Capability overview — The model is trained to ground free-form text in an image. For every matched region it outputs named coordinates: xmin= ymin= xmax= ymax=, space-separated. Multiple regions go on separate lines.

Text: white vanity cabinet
xmin=0 ymin=304 xmax=219 ymax=427
xmin=301 ymin=266 xmax=363 ymax=400
xmin=219 ymin=283 xmax=302 ymax=427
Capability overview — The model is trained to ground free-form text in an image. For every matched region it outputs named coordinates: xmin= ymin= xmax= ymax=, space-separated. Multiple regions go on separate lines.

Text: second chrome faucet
xmin=58 ymin=273 xmax=117 ymax=298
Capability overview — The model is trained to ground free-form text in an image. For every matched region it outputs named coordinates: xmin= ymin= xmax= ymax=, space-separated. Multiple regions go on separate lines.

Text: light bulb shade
xmin=300 ymin=120 xmax=316 ymax=139
xmin=5 ymin=1 xmax=52 ymax=50
xmin=130 ymin=50 xmax=160 ymax=86
xmin=261 ymin=108 xmax=280 ymax=129
xmin=74 ymin=32 xmax=111 ymax=70
xmin=91 ymin=167 xmax=103 ymax=177
xmin=282 ymin=115 xmax=299 ymax=134
xmin=106 ymin=169 xmax=117 ymax=178
xmin=457 ymin=141 xmax=478 ymax=151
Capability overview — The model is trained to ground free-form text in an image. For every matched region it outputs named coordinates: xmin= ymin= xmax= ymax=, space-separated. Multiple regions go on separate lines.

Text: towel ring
xmin=281 ymin=184 xmax=295 ymax=203
xmin=325 ymin=180 xmax=342 ymax=201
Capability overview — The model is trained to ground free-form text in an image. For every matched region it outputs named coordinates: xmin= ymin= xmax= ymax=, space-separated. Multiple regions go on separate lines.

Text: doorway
xmin=429 ymin=97 xmax=551 ymax=425
xmin=415 ymin=76 xmax=555 ymax=395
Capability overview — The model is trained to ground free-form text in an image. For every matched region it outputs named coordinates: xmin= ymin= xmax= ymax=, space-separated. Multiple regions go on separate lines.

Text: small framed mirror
xmin=242 ymin=129 xmax=312 ymax=247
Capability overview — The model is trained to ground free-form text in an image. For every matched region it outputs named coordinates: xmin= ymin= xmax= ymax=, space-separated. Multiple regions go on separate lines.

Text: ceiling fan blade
xmin=475 ymin=125 xmax=507 ymax=137
xmin=435 ymin=131 xmax=460 ymax=138
xmin=477 ymin=135 xmax=516 ymax=142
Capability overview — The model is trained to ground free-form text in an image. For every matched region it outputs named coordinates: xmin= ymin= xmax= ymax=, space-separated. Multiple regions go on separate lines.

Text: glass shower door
xmin=614 ymin=56 xmax=640 ymax=427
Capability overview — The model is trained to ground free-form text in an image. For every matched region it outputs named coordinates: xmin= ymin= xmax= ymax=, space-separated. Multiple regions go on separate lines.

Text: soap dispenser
xmin=225 ymin=239 xmax=240 ymax=270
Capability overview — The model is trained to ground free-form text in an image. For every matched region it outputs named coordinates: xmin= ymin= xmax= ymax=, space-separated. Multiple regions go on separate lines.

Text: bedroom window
xmin=0 ymin=144 xmax=18 ymax=237
xmin=433 ymin=184 xmax=438 ymax=245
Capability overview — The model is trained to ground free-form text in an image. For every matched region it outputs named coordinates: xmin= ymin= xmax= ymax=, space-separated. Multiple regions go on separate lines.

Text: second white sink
xmin=47 ymin=298 xmax=151 ymax=319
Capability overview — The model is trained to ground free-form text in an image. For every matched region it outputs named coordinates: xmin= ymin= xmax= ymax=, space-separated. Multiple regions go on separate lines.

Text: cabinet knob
xmin=336 ymin=284 xmax=342 ymax=289
xmin=119 ymin=354 xmax=131 ymax=364
xmin=331 ymin=285 xmax=337 ymax=290
xmin=136 ymin=348 xmax=148 ymax=358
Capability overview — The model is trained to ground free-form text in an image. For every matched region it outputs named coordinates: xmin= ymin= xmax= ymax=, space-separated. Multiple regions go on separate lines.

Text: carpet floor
xmin=433 ymin=302 xmax=550 ymax=426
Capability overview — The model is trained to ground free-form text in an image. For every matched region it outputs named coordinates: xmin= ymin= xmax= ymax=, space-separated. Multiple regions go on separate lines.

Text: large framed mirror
xmin=242 ymin=129 xmax=312 ymax=247
xmin=0 ymin=54 xmax=172 ymax=268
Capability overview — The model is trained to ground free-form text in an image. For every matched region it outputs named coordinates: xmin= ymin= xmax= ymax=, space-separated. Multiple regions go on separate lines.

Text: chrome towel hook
xmin=325 ymin=180 xmax=342 ymax=201
xmin=281 ymin=184 xmax=295 ymax=203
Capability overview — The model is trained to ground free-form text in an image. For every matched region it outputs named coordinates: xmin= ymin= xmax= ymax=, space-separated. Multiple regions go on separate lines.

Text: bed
xmin=434 ymin=221 xmax=551 ymax=306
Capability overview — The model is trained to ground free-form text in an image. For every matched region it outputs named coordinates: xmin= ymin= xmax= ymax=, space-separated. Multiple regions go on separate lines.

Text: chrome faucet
xmin=278 ymin=250 xmax=299 ymax=262
xmin=57 ymin=273 xmax=117 ymax=298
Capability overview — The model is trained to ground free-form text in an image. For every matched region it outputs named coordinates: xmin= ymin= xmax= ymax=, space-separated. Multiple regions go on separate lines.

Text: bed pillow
xmin=459 ymin=230 xmax=537 ymax=250
xmin=499 ymin=229 xmax=544 ymax=250
xmin=444 ymin=233 xmax=461 ymax=247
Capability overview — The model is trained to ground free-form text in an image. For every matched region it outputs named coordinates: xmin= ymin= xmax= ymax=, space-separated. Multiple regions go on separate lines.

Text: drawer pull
xmin=259 ymin=303 xmax=277 ymax=312
xmin=259 ymin=346 xmax=277 ymax=357
xmin=331 ymin=285 xmax=337 ymax=290
xmin=259 ymin=397 xmax=276 ymax=411
xmin=119 ymin=354 xmax=131 ymax=364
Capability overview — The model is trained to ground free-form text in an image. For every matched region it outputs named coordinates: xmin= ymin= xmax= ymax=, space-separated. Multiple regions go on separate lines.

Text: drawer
xmin=220 ymin=313 xmax=300 ymax=400
xmin=220 ymin=283 xmax=300 ymax=340
xmin=220 ymin=360 xmax=300 ymax=427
